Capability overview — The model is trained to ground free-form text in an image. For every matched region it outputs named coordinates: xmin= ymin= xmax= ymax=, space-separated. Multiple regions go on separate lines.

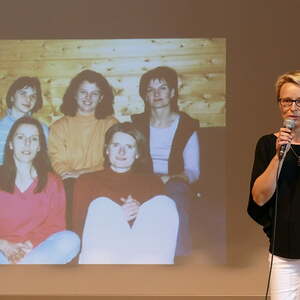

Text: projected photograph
xmin=0 ymin=39 xmax=225 ymax=265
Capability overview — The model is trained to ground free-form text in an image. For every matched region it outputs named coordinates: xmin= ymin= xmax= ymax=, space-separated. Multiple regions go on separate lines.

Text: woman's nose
xmin=118 ymin=146 xmax=125 ymax=155
xmin=24 ymin=137 xmax=31 ymax=146
xmin=25 ymin=95 xmax=31 ymax=103
xmin=291 ymin=101 xmax=298 ymax=111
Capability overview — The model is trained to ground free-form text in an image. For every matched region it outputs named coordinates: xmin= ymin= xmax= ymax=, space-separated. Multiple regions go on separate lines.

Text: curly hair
xmin=60 ymin=69 xmax=114 ymax=119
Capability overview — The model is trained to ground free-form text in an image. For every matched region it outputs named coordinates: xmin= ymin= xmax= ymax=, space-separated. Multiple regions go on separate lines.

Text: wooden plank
xmin=0 ymin=39 xmax=225 ymax=60
xmin=0 ymin=55 xmax=225 ymax=78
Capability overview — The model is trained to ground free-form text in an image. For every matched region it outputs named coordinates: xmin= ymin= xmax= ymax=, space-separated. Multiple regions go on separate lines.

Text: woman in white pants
xmin=76 ymin=122 xmax=179 ymax=264
xmin=248 ymin=71 xmax=300 ymax=299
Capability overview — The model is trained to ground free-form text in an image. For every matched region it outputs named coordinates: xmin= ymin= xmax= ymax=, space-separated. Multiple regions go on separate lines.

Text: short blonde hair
xmin=276 ymin=71 xmax=300 ymax=100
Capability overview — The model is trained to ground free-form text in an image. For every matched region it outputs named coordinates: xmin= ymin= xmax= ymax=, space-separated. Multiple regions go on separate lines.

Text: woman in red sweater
xmin=0 ymin=117 xmax=80 ymax=264
xmin=74 ymin=122 xmax=179 ymax=264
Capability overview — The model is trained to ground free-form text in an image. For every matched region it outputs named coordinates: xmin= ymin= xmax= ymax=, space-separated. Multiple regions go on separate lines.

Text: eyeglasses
xmin=279 ymin=98 xmax=300 ymax=108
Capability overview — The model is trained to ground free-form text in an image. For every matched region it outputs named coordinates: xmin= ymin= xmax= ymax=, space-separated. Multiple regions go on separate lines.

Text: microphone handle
xmin=279 ymin=144 xmax=287 ymax=160
xmin=278 ymin=119 xmax=296 ymax=160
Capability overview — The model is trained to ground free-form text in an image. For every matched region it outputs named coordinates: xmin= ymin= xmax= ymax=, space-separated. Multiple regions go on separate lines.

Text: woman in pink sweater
xmin=0 ymin=117 xmax=80 ymax=264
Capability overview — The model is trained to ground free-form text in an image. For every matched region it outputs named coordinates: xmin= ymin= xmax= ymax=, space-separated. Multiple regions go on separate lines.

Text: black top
xmin=248 ymin=134 xmax=300 ymax=258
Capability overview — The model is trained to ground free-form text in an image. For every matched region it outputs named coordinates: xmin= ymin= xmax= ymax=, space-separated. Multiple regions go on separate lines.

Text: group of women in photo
xmin=0 ymin=66 xmax=200 ymax=264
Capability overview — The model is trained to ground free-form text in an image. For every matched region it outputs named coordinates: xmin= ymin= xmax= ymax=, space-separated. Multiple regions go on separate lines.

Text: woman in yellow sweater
xmin=48 ymin=70 xmax=117 ymax=227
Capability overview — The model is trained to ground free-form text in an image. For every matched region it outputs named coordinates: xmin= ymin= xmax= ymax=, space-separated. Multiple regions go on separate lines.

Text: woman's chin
xmin=110 ymin=165 xmax=131 ymax=173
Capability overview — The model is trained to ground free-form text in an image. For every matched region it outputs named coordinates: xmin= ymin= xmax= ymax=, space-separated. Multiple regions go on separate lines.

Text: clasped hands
xmin=1 ymin=240 xmax=33 ymax=264
xmin=121 ymin=195 xmax=140 ymax=222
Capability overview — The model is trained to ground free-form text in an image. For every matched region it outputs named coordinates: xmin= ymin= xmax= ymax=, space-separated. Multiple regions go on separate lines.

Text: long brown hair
xmin=60 ymin=69 xmax=114 ymax=119
xmin=0 ymin=117 xmax=51 ymax=193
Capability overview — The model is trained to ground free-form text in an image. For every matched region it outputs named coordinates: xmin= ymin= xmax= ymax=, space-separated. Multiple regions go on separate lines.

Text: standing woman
xmin=75 ymin=122 xmax=179 ymax=264
xmin=248 ymin=71 xmax=300 ymax=299
xmin=0 ymin=77 xmax=49 ymax=164
xmin=48 ymin=70 xmax=117 ymax=227
xmin=0 ymin=117 xmax=80 ymax=264
xmin=132 ymin=66 xmax=200 ymax=256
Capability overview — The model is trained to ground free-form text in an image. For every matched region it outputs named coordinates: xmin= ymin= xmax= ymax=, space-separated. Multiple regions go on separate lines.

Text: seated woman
xmin=0 ymin=76 xmax=49 ymax=165
xmin=131 ymin=66 xmax=200 ymax=256
xmin=48 ymin=70 xmax=117 ymax=227
xmin=73 ymin=122 xmax=179 ymax=264
xmin=0 ymin=117 xmax=80 ymax=264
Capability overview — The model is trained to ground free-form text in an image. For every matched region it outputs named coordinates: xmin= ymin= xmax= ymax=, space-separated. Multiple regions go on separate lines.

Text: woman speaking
xmin=248 ymin=71 xmax=300 ymax=299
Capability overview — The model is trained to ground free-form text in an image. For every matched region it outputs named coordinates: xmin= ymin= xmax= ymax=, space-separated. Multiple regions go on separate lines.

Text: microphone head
xmin=283 ymin=118 xmax=296 ymax=129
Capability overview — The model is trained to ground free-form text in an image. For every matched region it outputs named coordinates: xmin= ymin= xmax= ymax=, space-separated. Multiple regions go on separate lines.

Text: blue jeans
xmin=0 ymin=230 xmax=80 ymax=264
xmin=165 ymin=179 xmax=192 ymax=256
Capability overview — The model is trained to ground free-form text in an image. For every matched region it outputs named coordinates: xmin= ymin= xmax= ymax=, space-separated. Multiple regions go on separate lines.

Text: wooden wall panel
xmin=0 ymin=39 xmax=226 ymax=127
xmin=0 ymin=39 xmax=225 ymax=60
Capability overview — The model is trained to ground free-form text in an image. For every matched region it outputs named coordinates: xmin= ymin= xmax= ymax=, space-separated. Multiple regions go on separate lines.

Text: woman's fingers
xmin=1 ymin=241 xmax=31 ymax=263
xmin=120 ymin=196 xmax=141 ymax=221
xmin=123 ymin=202 xmax=139 ymax=211
xmin=276 ymin=128 xmax=294 ymax=153
xmin=123 ymin=204 xmax=139 ymax=214
xmin=122 ymin=201 xmax=140 ymax=221
xmin=279 ymin=128 xmax=293 ymax=140
xmin=20 ymin=241 xmax=33 ymax=254
xmin=8 ymin=247 xmax=26 ymax=264
xmin=23 ymin=240 xmax=33 ymax=249
xmin=120 ymin=195 xmax=140 ymax=206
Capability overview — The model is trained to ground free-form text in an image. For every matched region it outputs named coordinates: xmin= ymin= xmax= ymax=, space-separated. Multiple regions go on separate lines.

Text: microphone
xmin=279 ymin=118 xmax=296 ymax=159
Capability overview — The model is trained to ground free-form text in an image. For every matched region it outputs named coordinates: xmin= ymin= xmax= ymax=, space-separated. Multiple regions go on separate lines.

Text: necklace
xmin=289 ymin=145 xmax=300 ymax=166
